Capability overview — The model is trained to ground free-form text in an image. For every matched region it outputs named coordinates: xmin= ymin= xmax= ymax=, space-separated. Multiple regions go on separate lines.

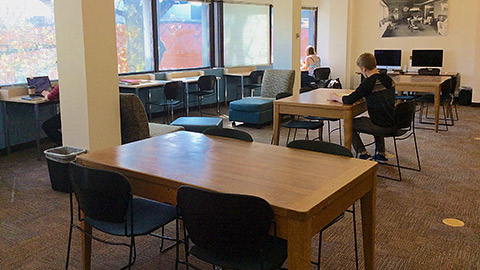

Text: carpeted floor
xmin=1 ymin=104 xmax=479 ymax=269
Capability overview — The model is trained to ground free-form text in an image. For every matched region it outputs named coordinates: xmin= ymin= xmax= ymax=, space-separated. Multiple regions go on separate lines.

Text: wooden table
xmin=273 ymin=89 xmax=367 ymax=150
xmin=77 ymin=131 xmax=378 ymax=270
xmin=391 ymin=75 xmax=451 ymax=132
xmin=1 ymin=95 xmax=58 ymax=159
xmin=120 ymin=77 xmax=221 ymax=117
xmin=223 ymin=71 xmax=252 ymax=101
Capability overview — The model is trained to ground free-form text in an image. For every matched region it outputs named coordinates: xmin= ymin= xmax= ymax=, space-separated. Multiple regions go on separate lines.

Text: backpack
xmin=325 ymin=78 xmax=342 ymax=89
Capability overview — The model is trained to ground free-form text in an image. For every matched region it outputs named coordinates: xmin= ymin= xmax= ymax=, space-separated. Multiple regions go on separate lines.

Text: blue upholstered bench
xmin=170 ymin=117 xmax=223 ymax=133
xmin=228 ymin=98 xmax=273 ymax=125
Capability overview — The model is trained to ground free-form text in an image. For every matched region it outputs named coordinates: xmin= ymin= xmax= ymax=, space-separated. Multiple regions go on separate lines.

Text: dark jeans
xmin=42 ymin=114 xmax=62 ymax=145
xmin=351 ymin=117 xmax=392 ymax=154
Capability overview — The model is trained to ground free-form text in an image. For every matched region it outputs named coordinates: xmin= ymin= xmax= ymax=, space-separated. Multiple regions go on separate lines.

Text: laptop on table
xmin=27 ymin=76 xmax=52 ymax=97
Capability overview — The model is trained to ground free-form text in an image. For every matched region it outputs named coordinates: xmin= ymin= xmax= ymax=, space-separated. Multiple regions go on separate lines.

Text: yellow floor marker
xmin=442 ymin=218 xmax=465 ymax=227
xmin=475 ymin=137 xmax=480 ymax=141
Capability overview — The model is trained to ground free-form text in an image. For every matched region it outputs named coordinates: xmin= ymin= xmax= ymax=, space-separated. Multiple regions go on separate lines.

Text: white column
xmin=273 ymin=0 xmax=302 ymax=94
xmin=54 ymin=0 xmax=121 ymax=151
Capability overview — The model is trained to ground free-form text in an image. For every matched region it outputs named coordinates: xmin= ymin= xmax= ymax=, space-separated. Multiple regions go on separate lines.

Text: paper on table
xmin=334 ymin=90 xmax=348 ymax=97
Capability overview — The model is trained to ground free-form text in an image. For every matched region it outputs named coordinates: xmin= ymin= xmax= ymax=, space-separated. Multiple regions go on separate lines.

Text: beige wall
xmin=348 ymin=0 xmax=480 ymax=102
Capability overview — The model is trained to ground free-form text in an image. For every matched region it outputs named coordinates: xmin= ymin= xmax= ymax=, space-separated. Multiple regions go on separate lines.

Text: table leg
xmin=185 ymin=82 xmax=190 ymax=116
xmin=2 ymin=102 xmax=10 ymax=155
xmin=273 ymin=103 xmax=280 ymax=145
xmin=34 ymin=104 xmax=41 ymax=160
xmin=216 ymin=79 xmax=220 ymax=115
xmin=434 ymin=89 xmax=440 ymax=132
xmin=360 ymin=175 xmax=376 ymax=270
xmin=241 ymin=77 xmax=244 ymax=99
xmin=224 ymin=76 xmax=228 ymax=106
xmin=81 ymin=220 xmax=92 ymax=270
xmin=343 ymin=112 xmax=353 ymax=151
xmin=287 ymin=219 xmax=311 ymax=269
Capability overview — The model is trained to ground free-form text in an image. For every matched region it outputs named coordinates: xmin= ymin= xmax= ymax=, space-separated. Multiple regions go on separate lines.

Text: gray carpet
xmin=1 ymin=104 xmax=479 ymax=269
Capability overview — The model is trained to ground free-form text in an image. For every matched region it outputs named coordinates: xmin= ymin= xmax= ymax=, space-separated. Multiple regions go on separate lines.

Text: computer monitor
xmin=411 ymin=49 xmax=443 ymax=68
xmin=374 ymin=49 xmax=402 ymax=70
xmin=27 ymin=76 xmax=52 ymax=95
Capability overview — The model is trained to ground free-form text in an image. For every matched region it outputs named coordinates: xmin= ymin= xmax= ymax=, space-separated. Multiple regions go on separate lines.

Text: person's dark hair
xmin=306 ymin=46 xmax=316 ymax=56
xmin=356 ymin=53 xmax=377 ymax=70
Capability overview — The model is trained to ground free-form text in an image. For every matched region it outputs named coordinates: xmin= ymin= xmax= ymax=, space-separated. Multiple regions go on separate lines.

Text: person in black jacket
xmin=329 ymin=53 xmax=395 ymax=161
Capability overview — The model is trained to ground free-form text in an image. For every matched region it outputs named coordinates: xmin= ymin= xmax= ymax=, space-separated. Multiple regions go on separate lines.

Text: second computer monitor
xmin=411 ymin=49 xmax=443 ymax=68
xmin=374 ymin=49 xmax=402 ymax=71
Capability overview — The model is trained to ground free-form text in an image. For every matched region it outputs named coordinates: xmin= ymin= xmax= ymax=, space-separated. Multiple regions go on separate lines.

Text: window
xmin=223 ymin=3 xmax=270 ymax=67
xmin=115 ymin=0 xmax=154 ymax=73
xmin=0 ymin=0 xmax=57 ymax=85
xmin=157 ymin=0 xmax=210 ymax=70
xmin=301 ymin=9 xmax=316 ymax=61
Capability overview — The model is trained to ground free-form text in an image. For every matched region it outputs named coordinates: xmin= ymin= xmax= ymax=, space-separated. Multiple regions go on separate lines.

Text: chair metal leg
xmin=198 ymin=96 xmax=202 ymax=117
xmin=327 ymin=121 xmax=331 ymax=142
xmin=286 ymin=128 xmax=291 ymax=146
xmin=65 ymin=224 xmax=73 ymax=270
xmin=317 ymin=230 xmax=323 ymax=270
xmin=306 ymin=130 xmax=310 ymax=140
xmin=453 ymin=103 xmax=459 ymax=121
xmin=413 ymin=127 xmax=421 ymax=172
xmin=393 ymin=137 xmax=402 ymax=181
xmin=293 ymin=128 xmax=298 ymax=141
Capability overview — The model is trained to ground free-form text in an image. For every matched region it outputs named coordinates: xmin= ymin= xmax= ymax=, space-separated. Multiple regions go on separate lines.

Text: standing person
xmin=329 ymin=53 xmax=395 ymax=161
xmin=41 ymin=84 xmax=62 ymax=146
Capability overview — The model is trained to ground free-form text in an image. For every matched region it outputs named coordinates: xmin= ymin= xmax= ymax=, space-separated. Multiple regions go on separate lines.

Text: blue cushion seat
xmin=229 ymin=98 xmax=273 ymax=125
xmin=170 ymin=117 xmax=223 ymax=133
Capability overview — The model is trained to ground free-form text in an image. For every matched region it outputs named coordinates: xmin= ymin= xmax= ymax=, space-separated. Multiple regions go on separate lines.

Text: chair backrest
xmin=440 ymin=78 xmax=452 ymax=98
xmin=203 ymin=127 xmax=253 ymax=142
xmin=223 ymin=66 xmax=256 ymax=74
xmin=449 ymin=76 xmax=457 ymax=96
xmin=165 ymin=70 xmax=204 ymax=80
xmin=198 ymin=75 xmax=217 ymax=91
xmin=261 ymin=69 xmax=295 ymax=99
xmin=119 ymin=93 xmax=150 ymax=144
xmin=313 ymin=67 xmax=331 ymax=81
xmin=177 ymin=186 xmax=274 ymax=255
xmin=287 ymin=140 xmax=353 ymax=157
xmin=164 ymin=81 xmax=185 ymax=100
xmin=70 ymin=162 xmax=131 ymax=224
xmin=378 ymin=68 xmax=388 ymax=75
xmin=394 ymin=100 xmax=416 ymax=130
xmin=249 ymin=70 xmax=264 ymax=84
xmin=418 ymin=68 xmax=440 ymax=76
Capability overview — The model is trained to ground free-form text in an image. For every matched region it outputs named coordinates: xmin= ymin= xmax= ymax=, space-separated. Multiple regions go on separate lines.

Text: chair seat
xmin=282 ymin=120 xmax=324 ymax=130
xmin=305 ymin=116 xmax=340 ymax=122
xmin=190 ymin=236 xmax=287 ymax=270
xmin=84 ymin=198 xmax=176 ymax=237
xmin=362 ymin=127 xmax=408 ymax=138
xmin=149 ymin=123 xmax=184 ymax=137
xmin=189 ymin=90 xmax=215 ymax=97
xmin=171 ymin=117 xmax=223 ymax=133
xmin=239 ymin=84 xmax=262 ymax=90
xmin=229 ymin=98 xmax=273 ymax=112
xmin=148 ymin=100 xmax=183 ymax=106
xmin=395 ymin=95 xmax=416 ymax=101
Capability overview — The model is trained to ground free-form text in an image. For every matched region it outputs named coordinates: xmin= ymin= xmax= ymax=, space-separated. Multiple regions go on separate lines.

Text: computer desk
xmin=1 ymin=96 xmax=59 ymax=160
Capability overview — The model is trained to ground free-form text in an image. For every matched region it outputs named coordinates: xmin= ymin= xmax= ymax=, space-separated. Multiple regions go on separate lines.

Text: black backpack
xmin=325 ymin=78 xmax=342 ymax=89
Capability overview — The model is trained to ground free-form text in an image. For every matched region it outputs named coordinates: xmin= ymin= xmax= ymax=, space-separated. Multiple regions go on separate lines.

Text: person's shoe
xmin=358 ymin=153 xmax=371 ymax=160
xmin=373 ymin=153 xmax=388 ymax=163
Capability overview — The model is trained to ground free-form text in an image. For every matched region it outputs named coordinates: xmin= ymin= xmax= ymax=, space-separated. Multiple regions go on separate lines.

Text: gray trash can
xmin=44 ymin=146 xmax=87 ymax=193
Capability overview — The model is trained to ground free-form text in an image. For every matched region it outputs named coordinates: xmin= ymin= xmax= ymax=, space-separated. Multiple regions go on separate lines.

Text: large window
xmin=223 ymin=3 xmax=270 ymax=67
xmin=0 ymin=0 xmax=57 ymax=85
xmin=157 ymin=1 xmax=210 ymax=70
xmin=115 ymin=0 xmax=154 ymax=73
xmin=301 ymin=9 xmax=316 ymax=61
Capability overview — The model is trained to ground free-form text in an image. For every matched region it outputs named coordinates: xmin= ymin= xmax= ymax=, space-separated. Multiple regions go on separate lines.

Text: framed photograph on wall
xmin=379 ymin=0 xmax=448 ymax=38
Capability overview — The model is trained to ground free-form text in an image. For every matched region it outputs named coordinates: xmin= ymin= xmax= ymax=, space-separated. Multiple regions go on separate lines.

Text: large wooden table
xmin=391 ymin=75 xmax=451 ymax=132
xmin=76 ymin=131 xmax=378 ymax=270
xmin=273 ymin=89 xmax=367 ymax=150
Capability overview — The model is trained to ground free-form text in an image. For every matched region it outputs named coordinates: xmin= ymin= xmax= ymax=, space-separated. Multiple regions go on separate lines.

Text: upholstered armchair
xmin=119 ymin=93 xmax=183 ymax=144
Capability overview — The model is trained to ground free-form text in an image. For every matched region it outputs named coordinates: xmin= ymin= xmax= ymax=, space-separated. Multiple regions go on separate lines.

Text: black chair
xmin=189 ymin=75 xmax=217 ymax=116
xmin=66 ymin=163 xmax=177 ymax=269
xmin=282 ymin=118 xmax=324 ymax=145
xmin=419 ymin=78 xmax=454 ymax=130
xmin=148 ymin=81 xmax=185 ymax=123
xmin=203 ymin=127 xmax=253 ymax=142
xmin=313 ymin=67 xmax=331 ymax=88
xmin=287 ymin=140 xmax=358 ymax=270
xmin=362 ymin=101 xmax=421 ymax=181
xmin=450 ymin=75 xmax=459 ymax=121
xmin=378 ymin=68 xmax=388 ymax=74
xmin=239 ymin=70 xmax=264 ymax=97
xmin=175 ymin=186 xmax=287 ymax=270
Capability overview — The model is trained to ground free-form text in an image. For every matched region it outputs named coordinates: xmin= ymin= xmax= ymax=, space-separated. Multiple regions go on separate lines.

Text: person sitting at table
xmin=41 ymin=84 xmax=62 ymax=146
xmin=301 ymin=45 xmax=321 ymax=86
xmin=329 ymin=52 xmax=395 ymax=162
